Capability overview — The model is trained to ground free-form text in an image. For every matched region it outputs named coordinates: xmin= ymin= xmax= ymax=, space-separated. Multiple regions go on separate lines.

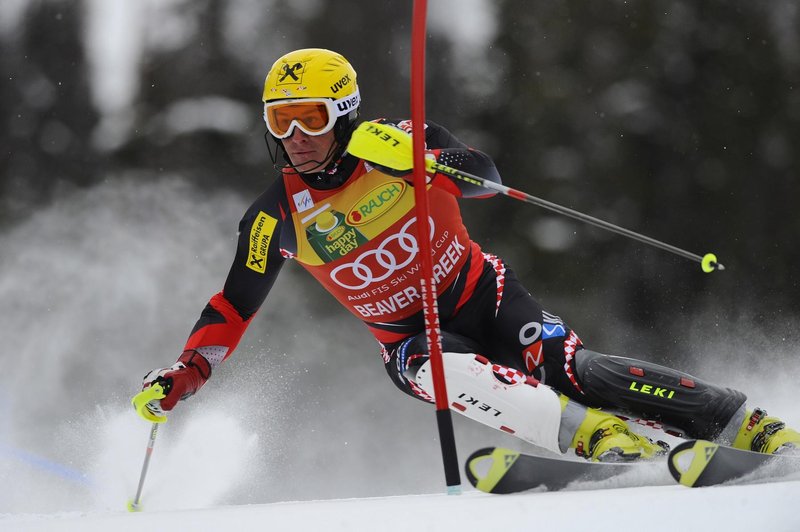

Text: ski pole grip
xmin=131 ymin=383 xmax=168 ymax=423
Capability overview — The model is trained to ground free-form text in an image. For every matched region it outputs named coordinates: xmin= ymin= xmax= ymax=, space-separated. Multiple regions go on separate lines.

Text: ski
xmin=667 ymin=439 xmax=800 ymax=487
xmin=464 ymin=447 xmax=650 ymax=493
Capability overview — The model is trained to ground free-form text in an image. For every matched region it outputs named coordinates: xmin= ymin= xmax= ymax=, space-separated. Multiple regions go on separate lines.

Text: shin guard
xmin=575 ymin=350 xmax=746 ymax=440
xmin=413 ymin=352 xmax=564 ymax=454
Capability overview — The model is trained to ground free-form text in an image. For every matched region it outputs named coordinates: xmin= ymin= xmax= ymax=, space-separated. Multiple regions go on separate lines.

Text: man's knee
xmin=394 ymin=332 xmax=483 ymax=380
xmin=382 ymin=332 xmax=484 ymax=403
xmin=382 ymin=335 xmax=432 ymax=402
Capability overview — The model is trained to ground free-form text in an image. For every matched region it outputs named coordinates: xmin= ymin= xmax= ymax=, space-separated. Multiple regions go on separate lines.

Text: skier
xmin=139 ymin=48 xmax=799 ymax=461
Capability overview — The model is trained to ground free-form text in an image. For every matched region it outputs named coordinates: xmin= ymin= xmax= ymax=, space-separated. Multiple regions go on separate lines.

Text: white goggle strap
xmin=331 ymin=86 xmax=360 ymax=118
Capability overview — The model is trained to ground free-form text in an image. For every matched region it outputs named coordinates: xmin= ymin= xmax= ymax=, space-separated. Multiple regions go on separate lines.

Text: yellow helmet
xmin=262 ymin=48 xmax=359 ymax=103
xmin=262 ymin=49 xmax=361 ymax=171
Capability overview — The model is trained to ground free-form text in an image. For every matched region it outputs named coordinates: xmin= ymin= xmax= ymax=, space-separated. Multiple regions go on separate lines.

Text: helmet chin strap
xmin=286 ymin=139 xmax=340 ymax=176
xmin=263 ymin=131 xmax=337 ymax=175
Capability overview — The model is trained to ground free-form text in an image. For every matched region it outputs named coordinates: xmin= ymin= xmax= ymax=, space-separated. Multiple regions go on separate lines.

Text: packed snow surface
xmin=4 ymin=479 xmax=799 ymax=531
xmin=2 ymin=180 xmax=799 ymax=531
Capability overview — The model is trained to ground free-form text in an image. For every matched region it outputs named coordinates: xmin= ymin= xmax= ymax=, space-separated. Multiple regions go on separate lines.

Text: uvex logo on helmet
xmin=330 ymin=74 xmax=352 ymax=94
xmin=336 ymin=94 xmax=360 ymax=114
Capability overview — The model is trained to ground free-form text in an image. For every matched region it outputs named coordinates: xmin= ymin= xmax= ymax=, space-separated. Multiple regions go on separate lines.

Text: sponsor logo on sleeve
xmin=246 ymin=211 xmax=278 ymax=274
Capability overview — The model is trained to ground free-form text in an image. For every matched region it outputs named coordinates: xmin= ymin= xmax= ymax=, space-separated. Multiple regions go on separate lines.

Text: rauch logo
xmin=346 ymin=180 xmax=406 ymax=226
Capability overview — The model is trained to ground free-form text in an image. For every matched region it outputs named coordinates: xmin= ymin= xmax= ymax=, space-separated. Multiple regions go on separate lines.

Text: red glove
xmin=141 ymin=349 xmax=212 ymax=411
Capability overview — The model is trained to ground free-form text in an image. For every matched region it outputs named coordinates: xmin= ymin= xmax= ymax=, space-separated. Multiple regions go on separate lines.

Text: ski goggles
xmin=263 ymin=88 xmax=360 ymax=139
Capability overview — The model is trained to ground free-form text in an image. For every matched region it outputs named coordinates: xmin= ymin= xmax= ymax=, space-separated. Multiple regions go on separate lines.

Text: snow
xmin=2 ymin=170 xmax=799 ymax=532
xmin=3 ymin=478 xmax=799 ymax=531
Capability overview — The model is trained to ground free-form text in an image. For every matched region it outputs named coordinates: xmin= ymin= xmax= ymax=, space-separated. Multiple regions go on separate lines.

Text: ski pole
xmin=347 ymin=121 xmax=724 ymax=273
xmin=128 ymin=422 xmax=159 ymax=512
xmin=128 ymin=382 xmax=167 ymax=512
xmin=410 ymin=0 xmax=461 ymax=495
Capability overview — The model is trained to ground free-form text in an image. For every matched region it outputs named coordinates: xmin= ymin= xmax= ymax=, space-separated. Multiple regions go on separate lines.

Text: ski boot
xmin=731 ymin=408 xmax=800 ymax=455
xmin=570 ymin=407 xmax=667 ymax=462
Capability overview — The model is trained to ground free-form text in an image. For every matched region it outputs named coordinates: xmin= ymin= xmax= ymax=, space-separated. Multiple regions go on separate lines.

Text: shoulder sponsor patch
xmin=246 ymin=211 xmax=278 ymax=273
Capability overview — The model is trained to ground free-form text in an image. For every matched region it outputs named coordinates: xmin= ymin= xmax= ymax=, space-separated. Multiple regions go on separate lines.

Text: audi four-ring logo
xmin=330 ymin=217 xmax=434 ymax=290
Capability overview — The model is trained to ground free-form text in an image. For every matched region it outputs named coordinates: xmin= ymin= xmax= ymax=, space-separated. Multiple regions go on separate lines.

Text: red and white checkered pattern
xmin=483 ymin=253 xmax=506 ymax=317
xmin=617 ymin=416 xmax=664 ymax=430
xmin=617 ymin=415 xmax=685 ymax=438
xmin=563 ymin=330 xmax=584 ymax=394
xmin=491 ymin=364 xmax=527 ymax=386
xmin=409 ymin=379 xmax=434 ymax=403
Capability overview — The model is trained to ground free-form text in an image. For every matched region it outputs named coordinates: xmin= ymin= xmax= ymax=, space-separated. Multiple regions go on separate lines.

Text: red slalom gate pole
xmin=410 ymin=0 xmax=461 ymax=493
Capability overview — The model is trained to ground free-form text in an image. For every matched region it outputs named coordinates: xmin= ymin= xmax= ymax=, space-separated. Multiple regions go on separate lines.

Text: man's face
xmin=282 ymin=127 xmax=337 ymax=173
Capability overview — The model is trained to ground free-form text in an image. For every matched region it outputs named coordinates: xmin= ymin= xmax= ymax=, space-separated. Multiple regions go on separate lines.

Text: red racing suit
xmin=183 ymin=120 xmax=495 ymax=352
xmin=181 ymin=119 xmax=585 ymax=403
xmin=176 ymin=119 xmax=749 ymax=441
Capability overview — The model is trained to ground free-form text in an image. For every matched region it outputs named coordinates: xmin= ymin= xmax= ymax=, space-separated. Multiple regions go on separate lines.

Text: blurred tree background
xmin=2 ymin=0 xmax=799 ymax=367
